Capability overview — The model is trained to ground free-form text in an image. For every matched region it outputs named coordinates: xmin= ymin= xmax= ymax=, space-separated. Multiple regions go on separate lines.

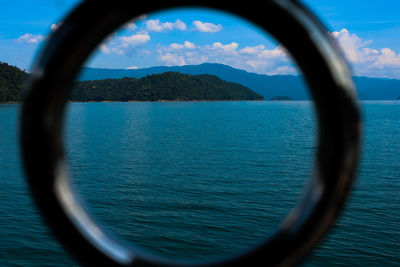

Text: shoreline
xmin=1 ymin=99 xmax=265 ymax=104
xmin=69 ymin=99 xmax=265 ymax=103
xmin=2 ymin=99 xmax=400 ymax=104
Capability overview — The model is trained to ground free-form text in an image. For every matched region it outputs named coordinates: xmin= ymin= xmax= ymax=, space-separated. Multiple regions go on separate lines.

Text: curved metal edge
xmin=20 ymin=0 xmax=362 ymax=266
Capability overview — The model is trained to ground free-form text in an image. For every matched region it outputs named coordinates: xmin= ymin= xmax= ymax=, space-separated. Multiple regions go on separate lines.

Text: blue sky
xmin=1 ymin=0 xmax=400 ymax=79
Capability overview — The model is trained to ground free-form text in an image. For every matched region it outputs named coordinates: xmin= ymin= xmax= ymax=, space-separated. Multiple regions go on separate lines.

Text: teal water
xmin=0 ymin=101 xmax=399 ymax=266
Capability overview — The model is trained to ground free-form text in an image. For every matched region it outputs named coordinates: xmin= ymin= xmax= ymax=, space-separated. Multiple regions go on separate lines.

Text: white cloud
xmin=371 ymin=48 xmax=400 ymax=69
xmin=99 ymin=44 xmax=111 ymax=54
xmin=50 ymin=22 xmax=62 ymax=32
xmin=135 ymin=14 xmax=148 ymax=21
xmin=127 ymin=66 xmax=139 ymax=70
xmin=239 ymin=45 xmax=290 ymax=74
xmin=331 ymin=28 xmax=400 ymax=78
xmin=174 ymin=19 xmax=187 ymax=31
xmin=157 ymin=41 xmax=294 ymax=75
xmin=145 ymin=19 xmax=186 ymax=32
xmin=192 ymin=21 xmax=222 ymax=33
xmin=206 ymin=42 xmax=238 ymax=55
xmin=124 ymin=22 xmax=137 ymax=31
xmin=123 ymin=15 xmax=147 ymax=31
xmin=331 ymin=28 xmax=372 ymax=63
xmin=267 ymin=66 xmax=297 ymax=75
xmin=170 ymin=41 xmax=196 ymax=50
xmin=245 ymin=59 xmax=270 ymax=71
xmin=120 ymin=33 xmax=151 ymax=46
xmin=239 ymin=45 xmax=266 ymax=55
xmin=160 ymin=53 xmax=186 ymax=66
xmin=99 ymin=33 xmax=151 ymax=56
xmin=186 ymin=54 xmax=209 ymax=65
xmin=146 ymin=19 xmax=172 ymax=32
xmin=139 ymin=18 xmax=222 ymax=33
xmin=260 ymin=46 xmax=286 ymax=58
xmin=17 ymin=33 xmax=44 ymax=44
xmin=91 ymin=23 xmax=400 ymax=79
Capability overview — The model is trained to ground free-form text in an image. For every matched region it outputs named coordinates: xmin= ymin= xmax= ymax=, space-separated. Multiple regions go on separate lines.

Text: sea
xmin=0 ymin=101 xmax=399 ymax=266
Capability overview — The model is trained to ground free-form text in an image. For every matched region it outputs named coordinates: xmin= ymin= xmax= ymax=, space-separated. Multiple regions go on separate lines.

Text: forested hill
xmin=0 ymin=62 xmax=29 ymax=102
xmin=71 ymin=72 xmax=263 ymax=101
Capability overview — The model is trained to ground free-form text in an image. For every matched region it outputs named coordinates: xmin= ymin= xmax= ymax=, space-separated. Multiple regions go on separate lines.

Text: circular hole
xmin=65 ymin=7 xmax=315 ymax=262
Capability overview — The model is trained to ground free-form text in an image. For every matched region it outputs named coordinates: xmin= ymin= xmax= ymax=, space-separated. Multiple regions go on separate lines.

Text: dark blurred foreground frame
xmin=20 ymin=0 xmax=362 ymax=266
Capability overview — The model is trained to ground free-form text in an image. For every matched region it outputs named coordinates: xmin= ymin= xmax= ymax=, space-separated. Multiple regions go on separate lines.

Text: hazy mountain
xmin=79 ymin=63 xmax=400 ymax=100
xmin=353 ymin=76 xmax=400 ymax=100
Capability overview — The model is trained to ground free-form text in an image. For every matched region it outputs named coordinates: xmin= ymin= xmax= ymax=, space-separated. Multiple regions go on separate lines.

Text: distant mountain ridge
xmin=79 ymin=63 xmax=400 ymax=100
xmin=1 ymin=61 xmax=400 ymax=102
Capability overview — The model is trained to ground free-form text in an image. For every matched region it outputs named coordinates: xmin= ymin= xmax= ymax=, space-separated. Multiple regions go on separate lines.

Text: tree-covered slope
xmin=71 ymin=72 xmax=263 ymax=101
xmin=0 ymin=62 xmax=29 ymax=102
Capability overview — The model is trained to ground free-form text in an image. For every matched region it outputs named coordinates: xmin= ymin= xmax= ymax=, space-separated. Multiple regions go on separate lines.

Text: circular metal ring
xmin=20 ymin=0 xmax=361 ymax=266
